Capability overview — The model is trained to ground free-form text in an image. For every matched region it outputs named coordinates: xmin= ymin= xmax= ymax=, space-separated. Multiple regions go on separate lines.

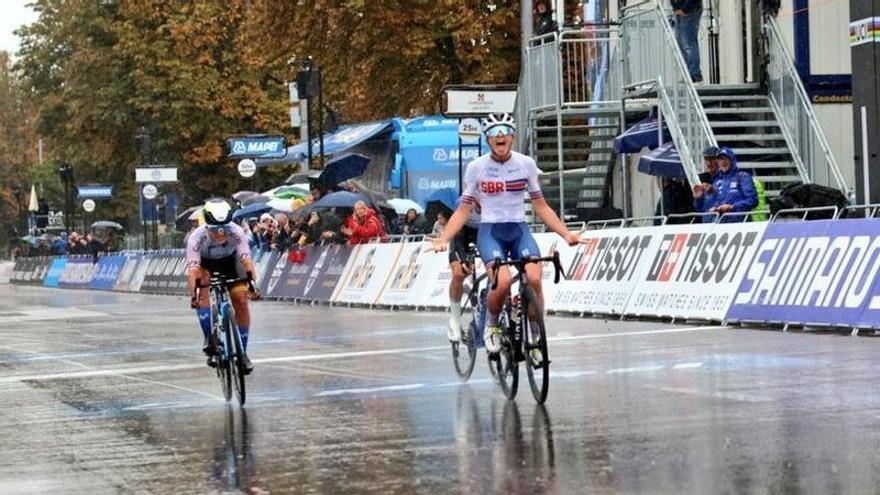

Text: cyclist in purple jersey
xmin=432 ymin=113 xmax=581 ymax=354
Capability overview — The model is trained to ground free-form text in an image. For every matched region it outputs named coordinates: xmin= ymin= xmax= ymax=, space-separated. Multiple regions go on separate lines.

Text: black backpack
xmin=769 ymin=183 xmax=848 ymax=219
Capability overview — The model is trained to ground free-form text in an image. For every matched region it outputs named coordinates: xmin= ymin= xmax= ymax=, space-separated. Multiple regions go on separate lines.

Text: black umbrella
xmin=284 ymin=169 xmax=321 ymax=185
xmin=317 ymin=153 xmax=371 ymax=186
xmin=425 ymin=200 xmax=454 ymax=224
xmin=175 ymin=206 xmax=202 ymax=231
xmin=311 ymin=190 xmax=372 ymax=209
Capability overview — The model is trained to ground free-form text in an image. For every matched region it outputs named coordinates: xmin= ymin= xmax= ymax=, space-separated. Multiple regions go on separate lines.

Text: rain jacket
xmin=693 ymin=149 xmax=758 ymax=223
xmin=345 ymin=208 xmax=387 ymax=245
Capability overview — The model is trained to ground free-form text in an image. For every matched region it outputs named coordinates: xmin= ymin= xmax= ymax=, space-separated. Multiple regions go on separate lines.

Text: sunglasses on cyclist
xmin=207 ymin=225 xmax=226 ymax=234
xmin=485 ymin=125 xmax=515 ymax=138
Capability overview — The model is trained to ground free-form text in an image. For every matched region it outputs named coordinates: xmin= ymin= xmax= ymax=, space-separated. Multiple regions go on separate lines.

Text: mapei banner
xmin=624 ymin=222 xmax=766 ymax=320
xmin=727 ymin=219 xmax=880 ymax=329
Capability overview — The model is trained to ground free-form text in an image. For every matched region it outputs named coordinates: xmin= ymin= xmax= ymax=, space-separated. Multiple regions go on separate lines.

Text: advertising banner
xmin=254 ymin=250 xmax=281 ymax=295
xmin=727 ymin=219 xmax=880 ymax=328
xmin=12 ymin=257 xmax=50 ymax=285
xmin=0 ymin=261 xmax=11 ymax=283
xmin=44 ymin=258 xmax=68 ymax=288
xmin=59 ymin=256 xmax=96 ymax=289
xmin=548 ymin=227 xmax=659 ymax=314
xmin=89 ymin=255 xmax=128 ymax=290
xmin=624 ymin=222 xmax=766 ymax=320
xmin=332 ymin=243 xmax=405 ymax=305
xmin=114 ymin=254 xmax=143 ymax=292
xmin=138 ymin=253 xmax=166 ymax=293
xmin=265 ymin=247 xmax=319 ymax=299
xmin=129 ymin=253 xmax=152 ymax=293
xmin=378 ymin=242 xmax=450 ymax=307
xmin=299 ymin=244 xmax=355 ymax=302
xmin=532 ymin=233 xmax=579 ymax=310
xmin=140 ymin=251 xmax=187 ymax=295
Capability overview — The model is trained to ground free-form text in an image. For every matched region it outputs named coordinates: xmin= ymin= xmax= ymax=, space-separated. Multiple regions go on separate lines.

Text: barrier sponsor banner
xmin=728 ymin=219 xmax=880 ymax=328
xmin=265 ymin=248 xmax=318 ymax=299
xmin=332 ymin=243 xmax=405 ymax=304
xmin=129 ymin=253 xmax=152 ymax=292
xmin=624 ymin=222 xmax=765 ymax=320
xmin=12 ymin=257 xmax=50 ymax=285
xmin=255 ymin=250 xmax=281 ymax=295
xmin=532 ymin=233 xmax=579 ymax=310
xmin=378 ymin=242 xmax=450 ymax=307
xmin=44 ymin=258 xmax=67 ymax=288
xmin=59 ymin=256 xmax=96 ymax=289
xmin=141 ymin=251 xmax=187 ymax=295
xmin=300 ymin=244 xmax=355 ymax=302
xmin=0 ymin=262 xmax=11 ymax=283
xmin=89 ymin=255 xmax=127 ymax=290
xmin=549 ymin=227 xmax=658 ymax=314
xmin=114 ymin=254 xmax=143 ymax=292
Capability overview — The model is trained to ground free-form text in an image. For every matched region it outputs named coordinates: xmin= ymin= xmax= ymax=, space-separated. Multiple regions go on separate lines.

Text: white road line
xmin=316 ymin=383 xmax=425 ymax=397
xmin=0 ymin=326 xmax=720 ymax=384
xmin=606 ymin=365 xmax=666 ymax=374
xmin=647 ymin=385 xmax=772 ymax=403
xmin=673 ymin=362 xmax=705 ymax=369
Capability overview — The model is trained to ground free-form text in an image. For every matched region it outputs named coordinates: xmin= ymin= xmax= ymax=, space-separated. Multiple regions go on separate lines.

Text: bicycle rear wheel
xmin=228 ymin=320 xmax=247 ymax=406
xmin=452 ymin=288 xmax=478 ymax=381
xmin=524 ymin=288 xmax=550 ymax=404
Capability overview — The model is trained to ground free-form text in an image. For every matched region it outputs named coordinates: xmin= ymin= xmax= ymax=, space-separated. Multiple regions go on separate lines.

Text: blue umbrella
xmin=637 ymin=142 xmax=688 ymax=179
xmin=613 ymin=116 xmax=669 ymax=154
xmin=317 ymin=153 xmax=372 ymax=186
xmin=232 ymin=202 xmax=273 ymax=222
xmin=424 ymin=187 xmax=458 ymax=211
xmin=310 ymin=190 xmax=372 ymax=209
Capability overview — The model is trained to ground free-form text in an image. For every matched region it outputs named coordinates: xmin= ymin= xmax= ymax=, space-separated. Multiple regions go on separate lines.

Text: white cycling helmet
xmin=482 ymin=113 xmax=516 ymax=137
xmin=203 ymin=197 xmax=234 ymax=227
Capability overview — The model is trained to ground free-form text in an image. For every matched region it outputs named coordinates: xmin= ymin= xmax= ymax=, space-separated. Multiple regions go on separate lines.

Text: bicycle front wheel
xmin=523 ymin=288 xmax=549 ymax=404
xmin=213 ymin=307 xmax=232 ymax=401
xmin=228 ymin=321 xmax=247 ymax=406
xmin=452 ymin=288 xmax=478 ymax=381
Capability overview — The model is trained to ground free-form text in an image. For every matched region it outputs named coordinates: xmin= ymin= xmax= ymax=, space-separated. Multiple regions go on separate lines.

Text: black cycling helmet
xmin=203 ymin=197 xmax=234 ymax=227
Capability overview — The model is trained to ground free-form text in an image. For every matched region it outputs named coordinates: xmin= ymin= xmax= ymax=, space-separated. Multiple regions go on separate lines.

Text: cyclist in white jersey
xmin=432 ymin=113 xmax=581 ymax=354
xmin=187 ymin=198 xmax=260 ymax=373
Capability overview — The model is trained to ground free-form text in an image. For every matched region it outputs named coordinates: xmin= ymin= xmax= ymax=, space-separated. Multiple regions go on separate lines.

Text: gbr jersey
xmin=460 ymin=151 xmax=543 ymax=224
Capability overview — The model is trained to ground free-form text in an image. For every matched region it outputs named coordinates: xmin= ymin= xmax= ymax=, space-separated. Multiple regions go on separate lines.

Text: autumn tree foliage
xmin=13 ymin=0 xmax=522 ymax=228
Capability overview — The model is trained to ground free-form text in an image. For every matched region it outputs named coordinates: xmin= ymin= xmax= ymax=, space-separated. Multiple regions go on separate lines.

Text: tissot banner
xmin=624 ymin=222 xmax=766 ymax=320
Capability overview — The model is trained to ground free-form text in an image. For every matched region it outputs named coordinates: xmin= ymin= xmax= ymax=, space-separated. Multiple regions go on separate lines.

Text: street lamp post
xmin=298 ymin=58 xmax=325 ymax=169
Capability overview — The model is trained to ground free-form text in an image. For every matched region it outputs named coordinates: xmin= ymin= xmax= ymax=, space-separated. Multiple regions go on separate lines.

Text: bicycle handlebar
xmin=490 ymin=251 xmax=565 ymax=291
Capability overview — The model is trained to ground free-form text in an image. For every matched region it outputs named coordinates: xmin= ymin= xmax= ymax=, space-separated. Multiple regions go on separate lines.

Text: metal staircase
xmin=698 ymin=84 xmax=805 ymax=197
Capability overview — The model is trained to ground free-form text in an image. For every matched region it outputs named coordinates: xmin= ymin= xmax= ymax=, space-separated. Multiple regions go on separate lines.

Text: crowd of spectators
xmin=10 ymin=229 xmax=121 ymax=260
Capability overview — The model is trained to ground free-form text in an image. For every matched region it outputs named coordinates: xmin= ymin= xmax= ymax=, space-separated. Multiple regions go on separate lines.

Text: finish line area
xmin=1 ymin=285 xmax=879 ymax=494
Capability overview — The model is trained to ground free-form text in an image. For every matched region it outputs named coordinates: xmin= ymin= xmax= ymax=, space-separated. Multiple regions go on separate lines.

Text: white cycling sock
xmin=449 ymin=299 xmax=461 ymax=316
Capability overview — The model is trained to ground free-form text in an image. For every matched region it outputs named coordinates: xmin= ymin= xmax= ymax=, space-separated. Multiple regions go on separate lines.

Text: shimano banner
xmin=59 ymin=256 xmax=95 ymax=289
xmin=625 ymin=222 xmax=765 ymax=320
xmin=727 ymin=219 xmax=880 ymax=328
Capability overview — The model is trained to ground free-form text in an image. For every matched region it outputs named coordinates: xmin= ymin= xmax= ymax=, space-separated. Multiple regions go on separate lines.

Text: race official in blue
xmin=693 ymin=147 xmax=757 ymax=222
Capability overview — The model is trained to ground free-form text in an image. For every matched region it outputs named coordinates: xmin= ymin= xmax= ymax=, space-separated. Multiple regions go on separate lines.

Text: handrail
xmin=771 ymin=206 xmax=839 ymax=222
xmin=837 ymin=204 xmax=880 ymax=219
xmin=719 ymin=211 xmax=770 ymax=223
xmin=587 ymin=218 xmax=625 ymax=229
xmin=625 ymin=215 xmax=667 ymax=227
xmin=666 ymin=212 xmax=719 ymax=224
xmin=620 ymin=1 xmax=717 ymax=186
xmin=763 ymin=16 xmax=850 ymax=197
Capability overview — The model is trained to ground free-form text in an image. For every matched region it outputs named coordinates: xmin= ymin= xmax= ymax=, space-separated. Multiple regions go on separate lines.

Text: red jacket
xmin=345 ymin=208 xmax=386 ymax=245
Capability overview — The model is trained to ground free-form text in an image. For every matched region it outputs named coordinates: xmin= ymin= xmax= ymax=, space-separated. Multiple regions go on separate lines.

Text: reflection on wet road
xmin=1 ymin=286 xmax=880 ymax=493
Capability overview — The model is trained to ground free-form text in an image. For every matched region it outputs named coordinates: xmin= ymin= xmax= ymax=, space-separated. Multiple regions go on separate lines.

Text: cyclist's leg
xmin=190 ymin=266 xmax=212 ymax=349
xmin=229 ymin=283 xmax=251 ymax=349
xmin=478 ymin=224 xmax=514 ymax=323
xmin=513 ymin=223 xmax=544 ymax=314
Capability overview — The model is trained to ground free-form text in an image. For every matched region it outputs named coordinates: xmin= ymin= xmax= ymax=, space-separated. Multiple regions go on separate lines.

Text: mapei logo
xmin=433 ymin=149 xmax=449 ymax=161
xmin=232 ymin=141 xmax=247 ymax=155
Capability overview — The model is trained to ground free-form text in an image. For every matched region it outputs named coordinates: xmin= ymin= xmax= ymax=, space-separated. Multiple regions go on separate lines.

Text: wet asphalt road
xmin=1 ymin=286 xmax=880 ymax=494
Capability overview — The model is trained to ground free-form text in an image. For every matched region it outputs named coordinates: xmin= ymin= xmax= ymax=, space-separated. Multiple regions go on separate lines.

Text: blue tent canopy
xmin=392 ymin=116 xmax=489 ymax=208
xmin=256 ymin=120 xmax=392 ymax=166
xmin=613 ymin=116 xmax=669 ymax=154
xmin=637 ymin=142 xmax=687 ymax=179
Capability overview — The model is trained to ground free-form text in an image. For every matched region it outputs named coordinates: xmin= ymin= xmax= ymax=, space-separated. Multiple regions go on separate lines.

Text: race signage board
xmin=377 ymin=242 xmax=450 ymax=307
xmin=445 ymin=88 xmax=517 ymax=117
xmin=135 ymin=167 xmax=178 ymax=183
xmin=238 ymin=159 xmax=257 ymax=178
xmin=113 ymin=254 xmax=143 ymax=292
xmin=624 ymin=222 xmax=766 ymax=320
xmin=44 ymin=258 xmax=67 ymax=288
xmin=82 ymin=199 xmax=96 ymax=212
xmin=76 ymin=185 xmax=113 ymax=199
xmin=226 ymin=135 xmax=287 ymax=159
xmin=89 ymin=254 xmax=127 ymax=290
xmin=331 ymin=243 xmax=404 ymax=305
xmin=59 ymin=256 xmax=96 ymax=289
xmin=300 ymin=244 xmax=355 ymax=302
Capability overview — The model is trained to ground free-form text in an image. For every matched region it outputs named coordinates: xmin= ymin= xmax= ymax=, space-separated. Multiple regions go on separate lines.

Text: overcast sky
xmin=0 ymin=0 xmax=38 ymax=57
